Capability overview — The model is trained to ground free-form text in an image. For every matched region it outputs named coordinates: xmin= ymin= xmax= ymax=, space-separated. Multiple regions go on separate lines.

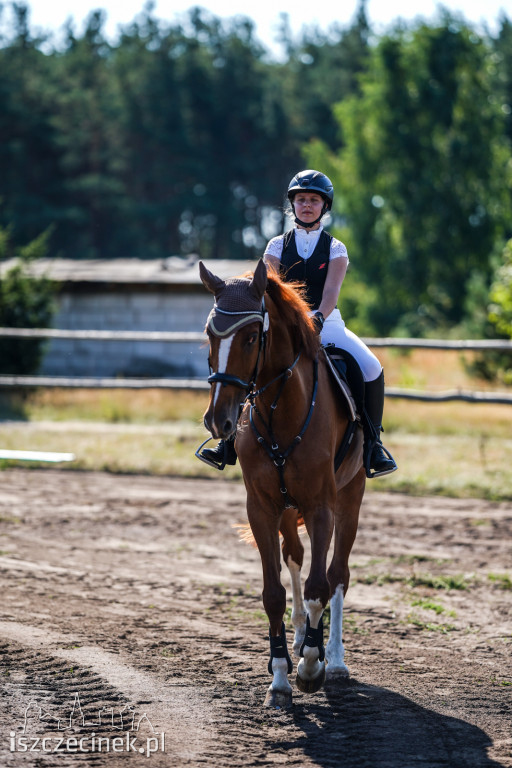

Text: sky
xmin=10 ymin=0 xmax=511 ymax=55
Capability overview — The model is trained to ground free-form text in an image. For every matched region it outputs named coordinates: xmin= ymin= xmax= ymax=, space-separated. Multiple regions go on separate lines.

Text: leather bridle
xmin=207 ymin=299 xmax=269 ymax=394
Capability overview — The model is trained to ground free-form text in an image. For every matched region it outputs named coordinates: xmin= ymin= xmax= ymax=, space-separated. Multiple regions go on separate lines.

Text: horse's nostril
xmin=224 ymin=419 xmax=233 ymax=435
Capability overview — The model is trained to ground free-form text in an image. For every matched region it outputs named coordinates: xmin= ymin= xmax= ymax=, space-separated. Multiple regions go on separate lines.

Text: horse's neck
xmin=256 ymin=312 xmax=313 ymax=411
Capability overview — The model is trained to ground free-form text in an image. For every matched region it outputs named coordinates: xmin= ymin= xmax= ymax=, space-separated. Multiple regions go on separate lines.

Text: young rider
xmin=201 ymin=169 xmax=397 ymax=478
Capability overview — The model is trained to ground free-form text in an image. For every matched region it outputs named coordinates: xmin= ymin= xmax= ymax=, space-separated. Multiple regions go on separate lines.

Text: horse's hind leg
xmin=280 ymin=507 xmax=307 ymax=657
xmin=326 ymin=469 xmax=366 ymax=678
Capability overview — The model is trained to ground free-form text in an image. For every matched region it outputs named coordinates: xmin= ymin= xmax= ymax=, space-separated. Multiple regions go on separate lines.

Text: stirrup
xmin=195 ymin=437 xmax=230 ymax=470
xmin=365 ymin=441 xmax=397 ymax=479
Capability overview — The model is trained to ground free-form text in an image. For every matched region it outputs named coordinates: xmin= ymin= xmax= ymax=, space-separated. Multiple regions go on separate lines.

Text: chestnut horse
xmin=199 ymin=259 xmax=366 ymax=708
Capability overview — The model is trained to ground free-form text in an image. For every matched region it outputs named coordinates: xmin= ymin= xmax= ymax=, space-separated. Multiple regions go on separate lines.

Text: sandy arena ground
xmin=0 ymin=469 xmax=510 ymax=767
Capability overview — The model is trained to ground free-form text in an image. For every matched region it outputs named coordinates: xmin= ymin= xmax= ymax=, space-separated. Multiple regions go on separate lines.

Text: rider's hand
xmin=312 ymin=311 xmax=325 ymax=334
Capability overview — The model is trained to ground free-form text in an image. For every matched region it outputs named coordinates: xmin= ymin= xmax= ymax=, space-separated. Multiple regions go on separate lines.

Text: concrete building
xmin=0 ymin=257 xmax=256 ymax=378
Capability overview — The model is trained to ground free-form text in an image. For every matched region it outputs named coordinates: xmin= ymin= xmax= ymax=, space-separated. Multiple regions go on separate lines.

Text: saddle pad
xmin=322 ymin=347 xmax=358 ymax=422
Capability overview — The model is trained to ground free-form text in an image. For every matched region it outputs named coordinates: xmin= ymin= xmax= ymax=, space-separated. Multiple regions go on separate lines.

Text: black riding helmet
xmin=287 ymin=169 xmax=334 ymax=228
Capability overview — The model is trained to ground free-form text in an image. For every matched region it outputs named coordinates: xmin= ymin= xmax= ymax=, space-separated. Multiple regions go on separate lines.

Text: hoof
xmin=326 ymin=663 xmax=350 ymax=680
xmin=295 ymin=664 xmax=326 ymax=694
xmin=264 ymin=688 xmax=293 ymax=709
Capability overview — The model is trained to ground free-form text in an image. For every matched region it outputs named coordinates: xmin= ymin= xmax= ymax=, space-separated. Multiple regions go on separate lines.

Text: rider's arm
xmin=316 ymin=256 xmax=348 ymax=319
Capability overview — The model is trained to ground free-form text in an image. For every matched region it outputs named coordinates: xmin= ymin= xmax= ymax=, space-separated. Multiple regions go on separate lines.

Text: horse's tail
xmin=233 ymin=522 xmax=258 ymax=547
xmin=233 ymin=513 xmax=306 ymax=547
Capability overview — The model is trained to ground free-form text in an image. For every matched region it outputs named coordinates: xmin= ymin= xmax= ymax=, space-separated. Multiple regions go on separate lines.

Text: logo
xmin=8 ymin=692 xmax=165 ymax=757
xmin=319 ymin=262 xmax=327 ymax=269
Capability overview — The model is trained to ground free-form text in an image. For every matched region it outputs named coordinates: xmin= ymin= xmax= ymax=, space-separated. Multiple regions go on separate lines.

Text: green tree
xmin=493 ymin=15 xmax=512 ymax=144
xmin=51 ymin=11 xmax=132 ymax=258
xmin=308 ymin=14 xmax=512 ymax=335
xmin=489 ymin=239 xmax=512 ymax=337
xmin=0 ymin=5 xmax=64 ymax=247
xmin=486 ymin=239 xmax=512 ymax=382
xmin=276 ymin=2 xmax=370 ymax=150
xmin=0 ymin=228 xmax=56 ymax=374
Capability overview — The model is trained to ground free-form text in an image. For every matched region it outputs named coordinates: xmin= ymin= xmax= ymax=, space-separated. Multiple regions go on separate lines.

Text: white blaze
xmin=213 ymin=336 xmax=233 ymax=409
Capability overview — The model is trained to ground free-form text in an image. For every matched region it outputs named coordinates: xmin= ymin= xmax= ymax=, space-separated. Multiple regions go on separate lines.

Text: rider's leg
xmin=363 ymin=370 xmax=397 ymax=477
xmin=320 ymin=310 xmax=397 ymax=478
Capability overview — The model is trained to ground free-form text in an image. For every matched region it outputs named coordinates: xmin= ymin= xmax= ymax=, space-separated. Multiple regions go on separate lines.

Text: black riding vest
xmin=280 ymin=229 xmax=332 ymax=310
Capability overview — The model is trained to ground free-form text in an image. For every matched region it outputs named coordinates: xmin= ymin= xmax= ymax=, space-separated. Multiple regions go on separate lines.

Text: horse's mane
xmin=265 ymin=269 xmax=320 ymax=359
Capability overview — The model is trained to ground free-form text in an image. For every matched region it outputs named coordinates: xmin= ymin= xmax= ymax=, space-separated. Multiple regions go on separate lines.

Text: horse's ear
xmin=199 ymin=261 xmax=225 ymax=295
xmin=249 ymin=259 xmax=267 ymax=301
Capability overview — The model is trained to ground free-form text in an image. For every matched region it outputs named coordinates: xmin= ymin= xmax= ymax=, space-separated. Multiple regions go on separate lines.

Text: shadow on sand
xmin=272 ymin=677 xmax=502 ymax=768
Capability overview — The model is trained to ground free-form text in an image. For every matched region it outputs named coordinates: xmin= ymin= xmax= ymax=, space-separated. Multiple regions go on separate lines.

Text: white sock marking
xmin=270 ymin=657 xmax=292 ymax=695
xmin=286 ymin=557 xmax=307 ymax=656
xmin=297 ymin=598 xmax=325 ymax=681
xmin=325 ymin=584 xmax=349 ymax=676
xmin=304 ymin=598 xmax=323 ymax=629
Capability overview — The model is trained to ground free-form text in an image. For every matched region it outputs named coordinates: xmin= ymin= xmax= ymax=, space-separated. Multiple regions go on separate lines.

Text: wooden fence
xmin=1 ymin=328 xmax=511 ymax=404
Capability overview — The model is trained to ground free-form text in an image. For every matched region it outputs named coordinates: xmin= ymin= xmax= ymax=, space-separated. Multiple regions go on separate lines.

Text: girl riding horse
xmin=201 ymin=169 xmax=397 ymax=479
xmin=199 ymin=258 xmax=367 ymax=706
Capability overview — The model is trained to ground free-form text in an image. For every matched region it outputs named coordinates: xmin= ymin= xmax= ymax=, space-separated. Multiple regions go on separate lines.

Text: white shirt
xmin=264 ymin=225 xmax=349 ymax=263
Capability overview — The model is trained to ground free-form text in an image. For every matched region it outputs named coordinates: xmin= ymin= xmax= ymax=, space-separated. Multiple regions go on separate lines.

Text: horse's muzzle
xmin=203 ymin=403 xmax=239 ymax=440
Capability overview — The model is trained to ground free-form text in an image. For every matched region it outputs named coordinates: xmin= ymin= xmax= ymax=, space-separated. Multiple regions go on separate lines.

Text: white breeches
xmin=320 ymin=308 xmax=382 ymax=382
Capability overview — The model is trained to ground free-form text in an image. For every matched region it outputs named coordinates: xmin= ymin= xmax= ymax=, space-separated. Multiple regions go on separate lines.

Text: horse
xmin=199 ymin=258 xmax=366 ymax=708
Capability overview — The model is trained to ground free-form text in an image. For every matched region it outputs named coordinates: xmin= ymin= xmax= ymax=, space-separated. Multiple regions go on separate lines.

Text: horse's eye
xmin=246 ymin=333 xmax=258 ymax=347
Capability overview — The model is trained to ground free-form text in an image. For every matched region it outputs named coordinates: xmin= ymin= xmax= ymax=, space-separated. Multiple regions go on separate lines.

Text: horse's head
xmin=200 ymin=259 xmax=268 ymax=439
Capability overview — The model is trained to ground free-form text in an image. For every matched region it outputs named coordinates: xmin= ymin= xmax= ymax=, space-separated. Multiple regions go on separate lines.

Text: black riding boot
xmin=200 ymin=436 xmax=237 ymax=469
xmin=363 ymin=371 xmax=397 ymax=478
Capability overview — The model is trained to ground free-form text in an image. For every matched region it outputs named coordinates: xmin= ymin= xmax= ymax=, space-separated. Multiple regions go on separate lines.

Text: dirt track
xmin=0 ymin=469 xmax=510 ymax=767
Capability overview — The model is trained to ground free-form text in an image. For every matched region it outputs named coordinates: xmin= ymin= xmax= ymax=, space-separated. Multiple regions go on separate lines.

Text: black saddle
xmin=323 ymin=344 xmax=365 ymax=417
xmin=322 ymin=344 xmax=366 ymax=471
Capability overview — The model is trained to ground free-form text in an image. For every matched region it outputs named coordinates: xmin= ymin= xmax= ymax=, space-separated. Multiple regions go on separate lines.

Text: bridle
xmin=207 ymin=299 xmax=269 ymax=394
xmin=206 ymin=295 xmax=319 ymax=507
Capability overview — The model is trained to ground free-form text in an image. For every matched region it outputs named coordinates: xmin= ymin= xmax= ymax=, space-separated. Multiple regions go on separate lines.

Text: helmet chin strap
xmin=293 ymin=203 xmax=328 ymax=229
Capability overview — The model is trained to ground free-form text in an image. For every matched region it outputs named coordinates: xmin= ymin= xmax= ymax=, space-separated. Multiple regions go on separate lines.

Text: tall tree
xmin=308 ymin=14 xmax=512 ymax=334
xmin=0 ymin=5 xmax=63 ymax=246
xmin=51 ymin=12 xmax=131 ymax=258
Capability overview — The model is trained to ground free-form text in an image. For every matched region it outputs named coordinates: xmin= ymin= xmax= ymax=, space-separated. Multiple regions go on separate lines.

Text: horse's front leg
xmin=326 ymin=469 xmax=366 ymax=679
xmin=247 ymin=497 xmax=293 ymax=708
xmin=280 ymin=507 xmax=307 ymax=658
xmin=296 ymin=504 xmax=334 ymax=694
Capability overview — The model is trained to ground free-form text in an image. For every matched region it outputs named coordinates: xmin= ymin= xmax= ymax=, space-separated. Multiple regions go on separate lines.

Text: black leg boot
xmin=200 ymin=436 xmax=237 ymax=469
xmin=363 ymin=370 xmax=397 ymax=478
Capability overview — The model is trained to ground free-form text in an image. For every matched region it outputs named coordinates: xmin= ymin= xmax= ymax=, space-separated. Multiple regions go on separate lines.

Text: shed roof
xmin=0 ymin=256 xmax=258 ymax=287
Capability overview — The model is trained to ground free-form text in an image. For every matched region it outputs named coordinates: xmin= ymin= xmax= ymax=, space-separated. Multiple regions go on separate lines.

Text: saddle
xmin=322 ymin=345 xmax=365 ymax=472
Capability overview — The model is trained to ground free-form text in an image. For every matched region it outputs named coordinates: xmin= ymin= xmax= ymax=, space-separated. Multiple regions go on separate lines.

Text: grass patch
xmin=488 ymin=573 xmax=512 ymax=590
xmin=393 ymin=554 xmax=449 ymax=566
xmin=410 ymin=598 xmax=456 ymax=617
xmin=353 ymin=573 xmax=406 ymax=587
xmin=408 ymin=573 xmax=471 ymax=590
xmin=407 ymin=614 xmax=456 ymax=634
xmin=354 ymin=572 xmax=472 ymax=591
xmin=0 ymin=369 xmax=511 ymax=500
xmin=0 ymin=388 xmax=207 ymax=424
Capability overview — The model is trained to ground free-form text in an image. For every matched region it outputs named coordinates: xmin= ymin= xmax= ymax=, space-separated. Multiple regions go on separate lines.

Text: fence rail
xmin=1 ymin=328 xmax=511 ymax=403
xmin=0 ymin=375 xmax=511 ymax=404
xmin=2 ymin=327 xmax=512 ymax=350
